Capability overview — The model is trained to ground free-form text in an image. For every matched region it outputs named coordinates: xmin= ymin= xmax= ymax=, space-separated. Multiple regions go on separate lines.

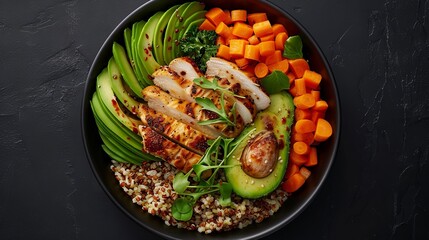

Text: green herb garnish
xmin=179 ymin=25 xmax=218 ymax=72
xmin=193 ymin=76 xmax=244 ymax=98
xmin=171 ymin=197 xmax=194 ymax=221
xmin=171 ymin=129 xmax=255 ymax=221
xmin=283 ymin=35 xmax=303 ymax=59
xmin=195 ymin=92 xmax=237 ymax=127
xmin=260 ymin=70 xmax=290 ymax=95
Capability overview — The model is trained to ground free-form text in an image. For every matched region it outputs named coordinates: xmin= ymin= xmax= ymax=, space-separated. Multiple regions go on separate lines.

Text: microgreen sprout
xmin=193 ymin=76 xmax=245 ymax=98
xmin=172 ymin=171 xmax=192 ymax=194
xmin=171 ymin=130 xmax=254 ymax=221
xmin=195 ymin=91 xmax=237 ymax=127
xmin=218 ymin=182 xmax=233 ymax=207
xmin=171 ymin=197 xmax=194 ymax=221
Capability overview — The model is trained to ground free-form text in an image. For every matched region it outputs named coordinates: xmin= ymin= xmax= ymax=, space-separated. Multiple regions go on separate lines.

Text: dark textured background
xmin=1 ymin=0 xmax=428 ymax=239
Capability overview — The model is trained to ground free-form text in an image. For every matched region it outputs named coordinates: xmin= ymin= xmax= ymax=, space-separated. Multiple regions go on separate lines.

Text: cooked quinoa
xmin=111 ymin=160 xmax=288 ymax=234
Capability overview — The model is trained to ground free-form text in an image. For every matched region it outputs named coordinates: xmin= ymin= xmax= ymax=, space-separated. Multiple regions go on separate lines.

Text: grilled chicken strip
xmin=153 ymin=64 xmax=238 ymax=112
xmin=214 ymin=77 xmax=257 ymax=120
xmin=139 ymin=125 xmax=201 ymax=173
xmin=206 ymin=57 xmax=271 ymax=111
xmin=168 ymin=57 xmax=254 ymax=124
xmin=138 ymin=104 xmax=211 ymax=155
xmin=152 ymin=66 xmax=195 ymax=103
xmin=169 ymin=57 xmax=202 ymax=81
xmin=152 ymin=66 xmax=215 ymax=101
xmin=142 ymin=85 xmax=244 ymax=138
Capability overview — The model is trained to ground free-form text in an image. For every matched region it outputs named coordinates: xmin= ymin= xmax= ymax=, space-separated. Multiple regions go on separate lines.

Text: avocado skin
xmin=225 ymin=92 xmax=295 ymax=199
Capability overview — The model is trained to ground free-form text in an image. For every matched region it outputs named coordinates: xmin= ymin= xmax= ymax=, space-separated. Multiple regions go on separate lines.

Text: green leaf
xmin=203 ymin=137 xmax=222 ymax=164
xmin=260 ymin=70 xmax=290 ymax=95
xmin=217 ymin=182 xmax=232 ymax=207
xmin=283 ymin=35 xmax=303 ymax=59
xmin=195 ymin=97 xmax=220 ymax=114
xmin=193 ymin=76 xmax=219 ymax=90
xmin=172 ymin=197 xmax=194 ymax=221
xmin=196 ymin=118 xmax=229 ymax=126
xmin=228 ymin=128 xmax=255 ymax=152
xmin=172 ymin=172 xmax=190 ymax=194
xmin=221 ymin=138 xmax=235 ymax=157
xmin=178 ymin=25 xmax=218 ymax=72
xmin=171 ymin=128 xmax=251 ymax=221
xmin=193 ymin=76 xmax=244 ymax=98
xmin=195 ymin=96 xmax=236 ymax=126
xmin=192 ymin=164 xmax=212 ymax=181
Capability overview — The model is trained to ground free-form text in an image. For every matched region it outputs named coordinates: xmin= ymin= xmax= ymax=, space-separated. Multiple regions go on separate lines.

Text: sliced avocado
xmin=153 ymin=4 xmax=179 ymax=65
xmin=91 ymin=93 xmax=141 ymax=151
xmin=94 ymin=91 xmax=141 ymax=149
xmin=101 ymin=144 xmax=129 ymax=164
xmin=91 ymin=94 xmax=160 ymax=162
xmin=92 ymin=100 xmax=151 ymax=164
xmin=132 ymin=21 xmax=153 ymax=86
xmin=112 ymin=42 xmax=144 ymax=98
xmin=91 ymin=77 xmax=157 ymax=162
xmin=92 ymin=106 xmax=150 ymax=161
xmin=182 ymin=18 xmax=205 ymax=38
xmin=182 ymin=10 xmax=207 ymax=31
xmin=130 ymin=21 xmax=146 ymax=85
xmin=137 ymin=11 xmax=163 ymax=77
xmin=94 ymin=97 xmax=141 ymax=151
xmin=172 ymin=2 xmax=206 ymax=57
xmin=123 ymin=27 xmax=144 ymax=88
xmin=163 ymin=2 xmax=190 ymax=64
xmin=179 ymin=10 xmax=207 ymax=39
xmin=107 ymin=58 xmax=140 ymax=113
xmin=99 ymin=130 xmax=142 ymax=165
xmin=123 ymin=27 xmax=133 ymax=62
xmin=95 ymin=67 xmax=141 ymax=139
xmin=225 ymin=92 xmax=295 ymax=199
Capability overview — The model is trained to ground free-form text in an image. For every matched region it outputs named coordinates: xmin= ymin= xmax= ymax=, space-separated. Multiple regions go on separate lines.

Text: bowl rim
xmin=81 ymin=0 xmax=341 ymax=239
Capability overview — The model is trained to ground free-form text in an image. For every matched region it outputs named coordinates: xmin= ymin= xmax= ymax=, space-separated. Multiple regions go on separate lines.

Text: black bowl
xmin=81 ymin=0 xmax=340 ymax=239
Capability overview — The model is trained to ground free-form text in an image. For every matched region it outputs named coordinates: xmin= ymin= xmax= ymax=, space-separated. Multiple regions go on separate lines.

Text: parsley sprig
xmin=179 ymin=26 xmax=218 ymax=72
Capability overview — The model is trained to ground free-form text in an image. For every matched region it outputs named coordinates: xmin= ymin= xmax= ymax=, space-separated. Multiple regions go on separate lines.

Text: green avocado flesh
xmin=107 ymin=57 xmax=140 ymax=113
xmin=163 ymin=2 xmax=191 ymax=64
xmin=153 ymin=4 xmax=180 ymax=65
xmin=91 ymin=66 xmax=160 ymax=164
xmin=179 ymin=10 xmax=207 ymax=39
xmin=225 ymin=92 xmax=295 ymax=199
xmin=112 ymin=42 xmax=143 ymax=98
xmin=131 ymin=20 xmax=150 ymax=86
xmin=138 ymin=11 xmax=163 ymax=80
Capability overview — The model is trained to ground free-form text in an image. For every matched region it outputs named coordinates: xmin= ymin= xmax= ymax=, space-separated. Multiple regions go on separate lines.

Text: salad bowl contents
xmin=82 ymin=0 xmax=339 ymax=238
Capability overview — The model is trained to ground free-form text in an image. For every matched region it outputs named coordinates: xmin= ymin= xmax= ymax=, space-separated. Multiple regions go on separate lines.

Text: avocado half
xmin=225 ymin=92 xmax=294 ymax=199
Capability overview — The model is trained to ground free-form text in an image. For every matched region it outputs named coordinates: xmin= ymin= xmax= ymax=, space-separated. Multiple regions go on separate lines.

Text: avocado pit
xmin=240 ymin=130 xmax=278 ymax=178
